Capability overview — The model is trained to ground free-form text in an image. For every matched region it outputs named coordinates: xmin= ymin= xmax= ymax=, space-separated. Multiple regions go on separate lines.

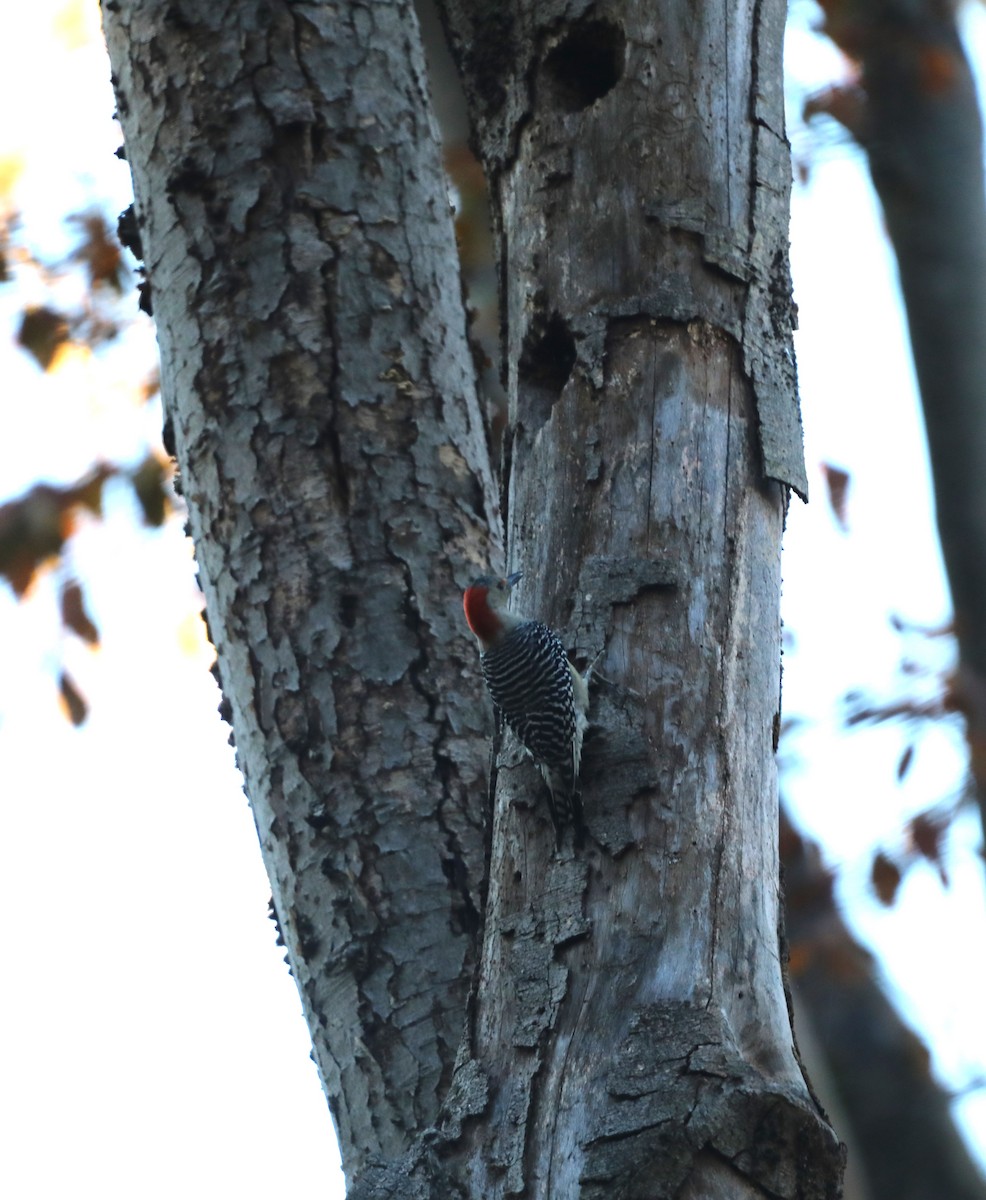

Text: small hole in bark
xmin=518 ymin=309 xmax=576 ymax=430
xmin=340 ymin=593 xmax=358 ymax=628
xmin=544 ymin=20 xmax=625 ymax=112
xmin=519 ymin=311 xmax=576 ymax=395
xmin=306 ymin=803 xmax=332 ymax=831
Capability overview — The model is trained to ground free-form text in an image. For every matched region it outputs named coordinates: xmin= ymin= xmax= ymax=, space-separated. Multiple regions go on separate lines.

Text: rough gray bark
xmin=421 ymin=1 xmax=841 ymax=1196
xmin=104 ymin=0 xmax=844 ymax=1196
xmin=103 ymin=0 xmax=498 ymax=1175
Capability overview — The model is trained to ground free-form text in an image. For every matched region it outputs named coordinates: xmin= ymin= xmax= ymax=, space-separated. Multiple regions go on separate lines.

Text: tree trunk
xmin=104 ymin=0 xmax=844 ymax=1196
xmin=813 ymin=0 xmax=986 ymax=834
xmin=103 ymin=0 xmax=498 ymax=1177
xmin=867 ymin=8 xmax=986 ymax=832
xmin=418 ymin=1 xmax=841 ymax=1195
xmin=782 ymin=813 xmax=986 ymax=1200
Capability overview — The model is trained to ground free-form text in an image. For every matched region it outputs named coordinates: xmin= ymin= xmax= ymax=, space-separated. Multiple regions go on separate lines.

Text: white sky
xmin=1 ymin=2 xmax=985 ymax=1196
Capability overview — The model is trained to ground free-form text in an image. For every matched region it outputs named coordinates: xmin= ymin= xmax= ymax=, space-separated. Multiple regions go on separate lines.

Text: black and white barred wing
xmin=480 ymin=621 xmax=581 ymax=827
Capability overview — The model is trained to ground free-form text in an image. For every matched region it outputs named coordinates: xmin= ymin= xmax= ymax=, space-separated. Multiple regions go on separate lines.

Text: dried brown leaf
xmin=871 ymin=851 xmax=902 ymax=906
xmin=58 ymin=671 xmax=88 ymax=727
xmin=69 ymin=211 xmax=124 ymax=293
xmin=820 ymin=462 xmax=851 ymax=531
xmin=61 ymin=581 xmax=100 ymax=645
xmin=17 ymin=306 xmax=70 ymax=371
xmin=896 ymin=743 xmax=915 ymax=780
xmin=130 ymin=455 xmax=170 ymax=527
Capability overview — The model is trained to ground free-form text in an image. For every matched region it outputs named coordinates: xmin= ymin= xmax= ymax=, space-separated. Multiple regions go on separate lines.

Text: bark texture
xmin=105 ymin=0 xmax=846 ymax=1195
xmin=406 ymin=0 xmax=840 ymax=1195
xmin=103 ymin=0 xmax=498 ymax=1176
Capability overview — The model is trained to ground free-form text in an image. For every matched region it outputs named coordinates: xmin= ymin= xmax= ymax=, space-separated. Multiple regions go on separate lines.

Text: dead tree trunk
xmin=419 ymin=2 xmax=842 ymax=1195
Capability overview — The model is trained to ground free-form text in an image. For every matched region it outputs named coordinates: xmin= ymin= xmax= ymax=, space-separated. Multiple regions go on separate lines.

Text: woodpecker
xmin=463 ymin=572 xmax=590 ymax=839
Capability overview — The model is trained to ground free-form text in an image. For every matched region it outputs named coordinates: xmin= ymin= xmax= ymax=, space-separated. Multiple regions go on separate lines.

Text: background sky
xmin=1 ymin=3 xmax=984 ymax=1197
xmin=784 ymin=8 xmax=986 ymax=1154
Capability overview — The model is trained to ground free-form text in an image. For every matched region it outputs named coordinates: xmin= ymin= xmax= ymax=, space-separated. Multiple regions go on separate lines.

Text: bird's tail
xmin=542 ymin=760 xmax=585 ymax=846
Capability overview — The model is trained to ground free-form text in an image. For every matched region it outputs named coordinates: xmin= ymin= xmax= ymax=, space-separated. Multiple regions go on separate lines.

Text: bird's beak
xmin=505 ymin=571 xmax=523 ymax=587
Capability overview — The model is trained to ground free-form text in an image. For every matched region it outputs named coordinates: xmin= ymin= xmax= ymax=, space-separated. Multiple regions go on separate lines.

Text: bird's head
xmin=463 ymin=572 xmax=522 ymax=646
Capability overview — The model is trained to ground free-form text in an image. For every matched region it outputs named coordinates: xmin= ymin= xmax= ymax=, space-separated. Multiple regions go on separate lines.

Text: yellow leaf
xmin=52 ymin=0 xmax=99 ymax=51
xmin=48 ymin=341 xmax=92 ymax=376
xmin=177 ymin=610 xmax=214 ymax=664
xmin=0 ymin=152 xmax=26 ymax=204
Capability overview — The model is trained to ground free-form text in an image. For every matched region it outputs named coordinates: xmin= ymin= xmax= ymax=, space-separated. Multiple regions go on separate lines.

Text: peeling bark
xmin=425 ymin=1 xmax=841 ymax=1195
